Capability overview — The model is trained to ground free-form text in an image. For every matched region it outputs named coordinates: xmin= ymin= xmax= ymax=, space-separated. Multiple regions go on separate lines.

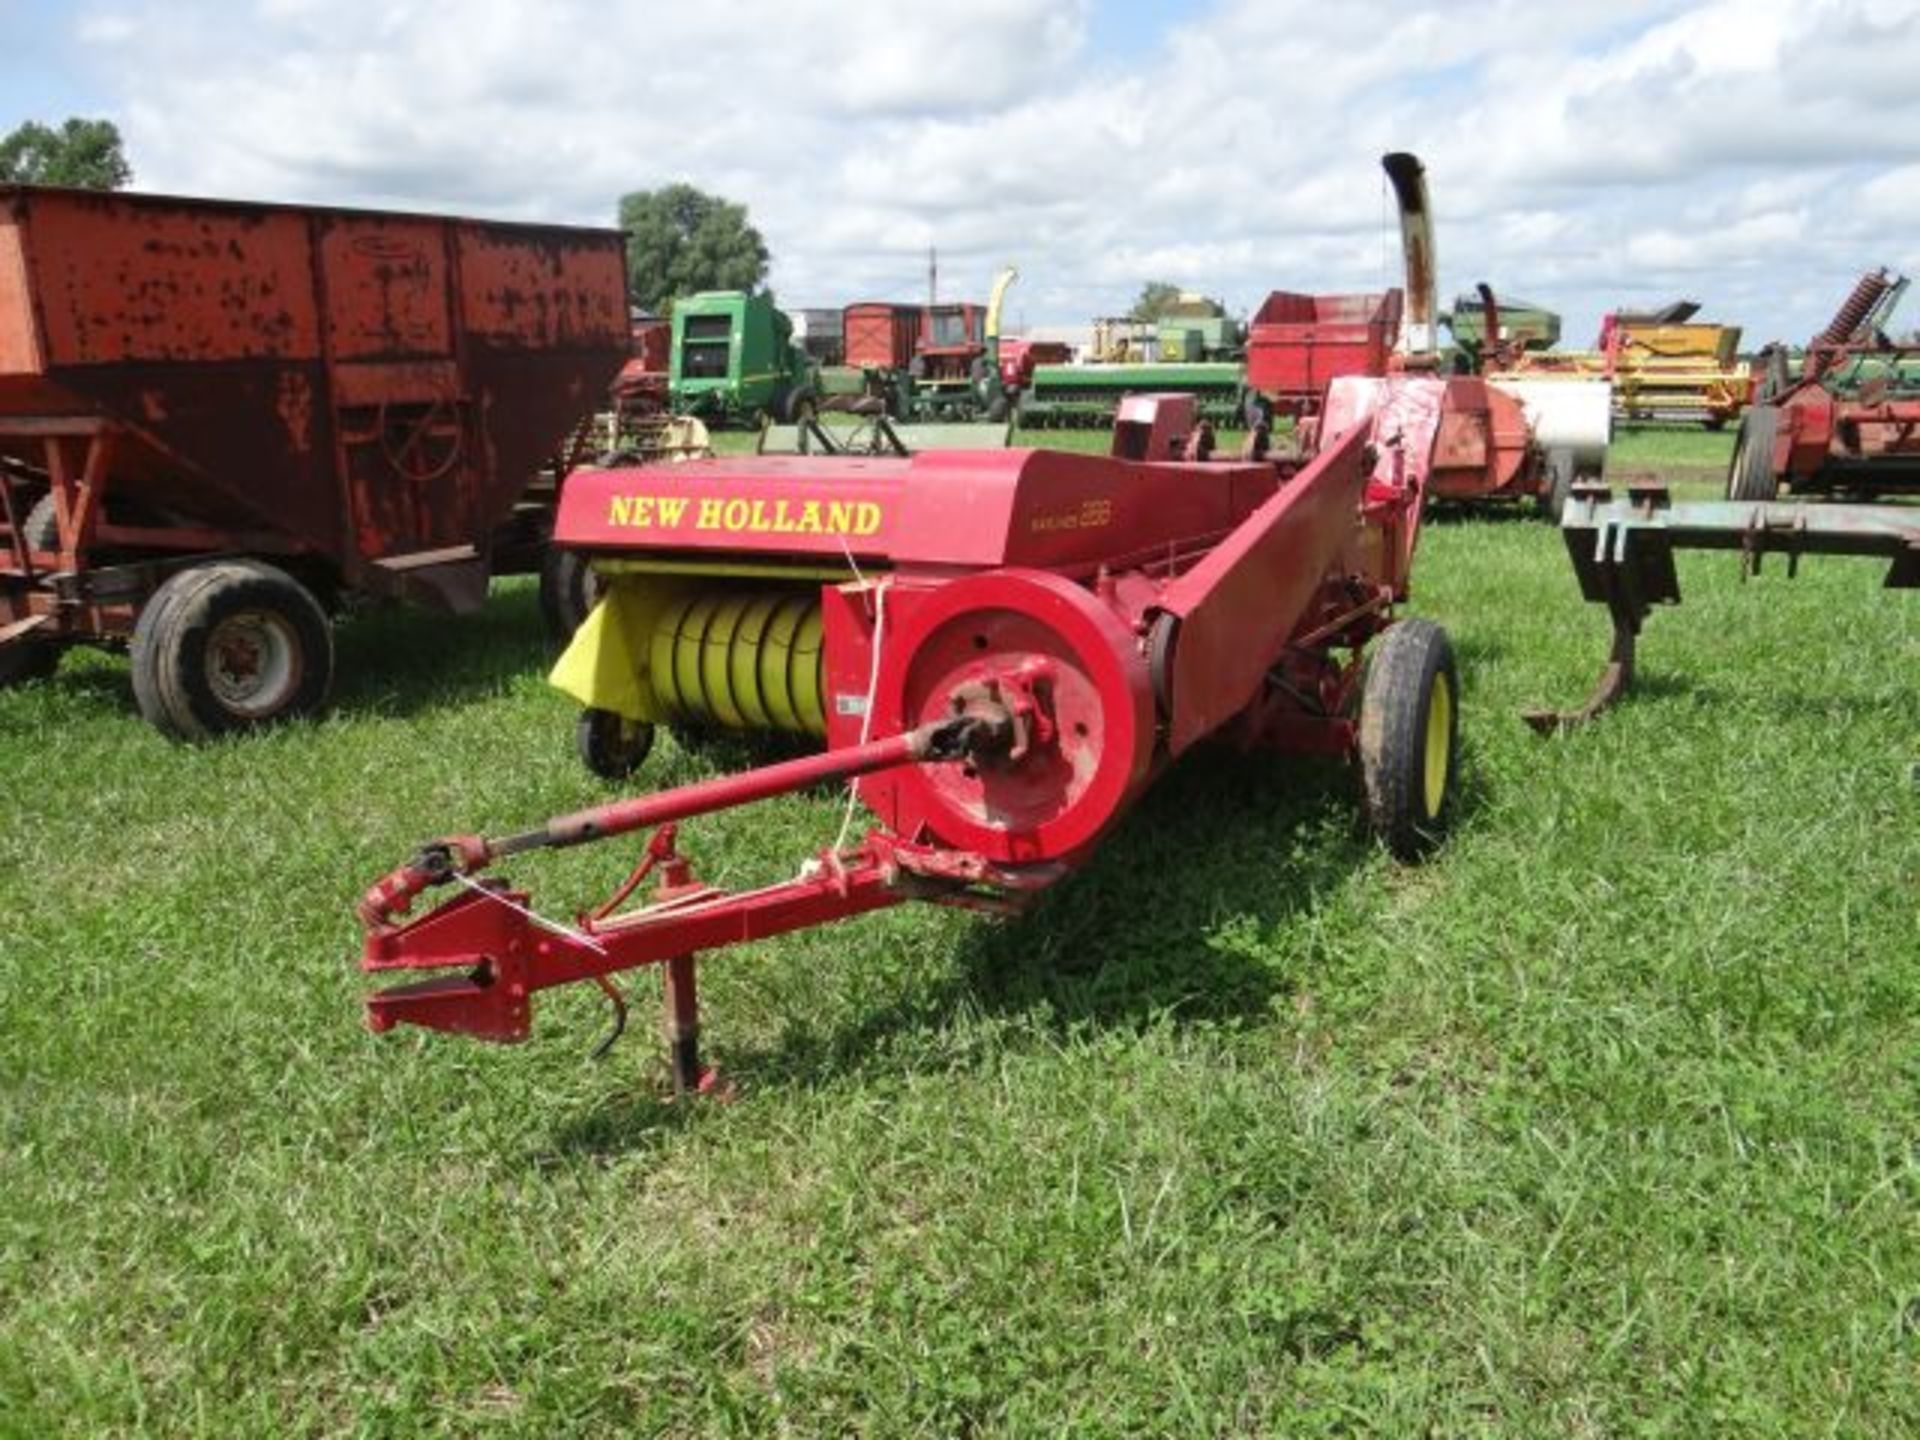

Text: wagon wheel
xmin=379 ymin=399 xmax=466 ymax=484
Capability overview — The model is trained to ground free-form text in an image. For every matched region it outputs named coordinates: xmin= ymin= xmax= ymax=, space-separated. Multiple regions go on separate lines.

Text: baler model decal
xmin=1029 ymin=499 xmax=1114 ymax=534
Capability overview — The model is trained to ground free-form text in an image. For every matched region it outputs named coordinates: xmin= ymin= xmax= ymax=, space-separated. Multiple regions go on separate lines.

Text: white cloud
xmin=45 ymin=0 xmax=1920 ymax=342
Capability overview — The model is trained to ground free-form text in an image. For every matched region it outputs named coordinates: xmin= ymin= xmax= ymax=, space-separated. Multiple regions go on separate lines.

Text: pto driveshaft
xmin=357 ymin=712 xmax=1002 ymax=930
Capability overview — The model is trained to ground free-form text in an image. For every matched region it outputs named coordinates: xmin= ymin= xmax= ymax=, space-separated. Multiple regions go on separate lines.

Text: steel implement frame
xmin=356 ymin=716 xmax=1042 ymax=1088
xmin=1526 ymin=480 xmax=1920 ymax=732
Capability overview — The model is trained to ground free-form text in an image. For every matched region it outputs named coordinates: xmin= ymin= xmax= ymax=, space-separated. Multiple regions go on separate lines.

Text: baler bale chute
xmin=0 ymin=185 xmax=630 ymax=730
xmin=1526 ymin=481 xmax=1919 ymax=732
xmin=1730 ymin=269 xmax=1920 ymax=504
xmin=353 ymin=369 xmax=1467 ymax=1090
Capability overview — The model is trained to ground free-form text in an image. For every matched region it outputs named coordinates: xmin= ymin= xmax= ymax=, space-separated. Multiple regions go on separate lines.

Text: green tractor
xmin=668 ymin=291 xmax=818 ymax=427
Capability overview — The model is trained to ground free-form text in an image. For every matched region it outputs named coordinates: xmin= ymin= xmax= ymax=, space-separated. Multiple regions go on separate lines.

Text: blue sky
xmin=5 ymin=0 xmax=1919 ymax=343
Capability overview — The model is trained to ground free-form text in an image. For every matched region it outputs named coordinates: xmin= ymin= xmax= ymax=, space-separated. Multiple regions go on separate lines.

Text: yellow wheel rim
xmin=1423 ymin=670 xmax=1453 ymax=819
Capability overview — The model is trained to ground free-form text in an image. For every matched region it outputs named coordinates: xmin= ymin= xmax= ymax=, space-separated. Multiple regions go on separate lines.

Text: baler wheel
xmin=576 ymin=708 xmax=655 ymax=780
xmin=131 ymin=560 xmax=334 ymax=739
xmin=1358 ymin=618 xmax=1459 ymax=860
xmin=783 ymin=388 xmax=819 ymax=425
xmin=1727 ymin=406 xmax=1782 ymax=502
xmin=539 ymin=546 xmax=600 ymax=643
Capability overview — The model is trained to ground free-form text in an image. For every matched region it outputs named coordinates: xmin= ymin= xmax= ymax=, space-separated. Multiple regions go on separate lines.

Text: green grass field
xmin=4 ymin=427 xmax=1918 ymax=1435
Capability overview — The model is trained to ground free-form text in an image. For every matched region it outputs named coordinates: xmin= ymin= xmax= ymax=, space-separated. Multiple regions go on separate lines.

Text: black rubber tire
xmin=130 ymin=560 xmax=333 ymax=740
xmin=539 ymin=546 xmax=600 ymax=643
xmin=576 ymin=707 xmax=654 ymax=780
xmin=1727 ymin=406 xmax=1781 ymax=502
xmin=1540 ymin=448 xmax=1576 ymax=523
xmin=782 ymin=387 xmax=819 ymax=424
xmin=1358 ymin=618 xmax=1459 ymax=861
xmin=984 ymin=390 xmax=1012 ymax=423
xmin=22 ymin=493 xmax=59 ymax=553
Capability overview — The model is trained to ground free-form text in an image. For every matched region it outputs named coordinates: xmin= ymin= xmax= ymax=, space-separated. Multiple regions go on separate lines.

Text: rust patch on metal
xmin=276 ymin=370 xmax=313 ymax=455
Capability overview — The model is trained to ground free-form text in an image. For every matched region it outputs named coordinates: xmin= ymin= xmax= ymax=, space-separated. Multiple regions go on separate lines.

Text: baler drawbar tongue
xmin=354 ymin=692 xmax=1053 ymax=1091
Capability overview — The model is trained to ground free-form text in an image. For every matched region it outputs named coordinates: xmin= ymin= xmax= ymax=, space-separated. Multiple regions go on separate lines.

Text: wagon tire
xmin=22 ymin=493 xmax=59 ymax=554
xmin=1727 ymin=405 xmax=1781 ymax=502
xmin=985 ymin=391 xmax=1012 ymax=423
xmin=576 ymin=707 xmax=654 ymax=780
xmin=132 ymin=561 xmax=333 ymax=740
xmin=540 ymin=546 xmax=600 ymax=643
xmin=1358 ymin=618 xmax=1459 ymax=861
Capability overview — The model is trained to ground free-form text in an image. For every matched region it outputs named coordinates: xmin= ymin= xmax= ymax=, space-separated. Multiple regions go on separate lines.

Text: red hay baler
xmin=354 ymin=377 xmax=1468 ymax=1092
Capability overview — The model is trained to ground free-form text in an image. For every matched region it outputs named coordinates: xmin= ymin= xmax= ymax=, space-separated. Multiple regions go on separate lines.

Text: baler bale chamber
xmin=0 ymin=185 xmax=629 ymax=736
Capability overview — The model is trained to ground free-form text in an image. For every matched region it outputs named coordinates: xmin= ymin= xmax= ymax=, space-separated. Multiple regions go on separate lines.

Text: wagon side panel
xmin=29 ymin=194 xmax=320 ymax=365
xmin=453 ymin=225 xmax=628 ymax=542
xmin=0 ymin=209 xmax=44 ymax=375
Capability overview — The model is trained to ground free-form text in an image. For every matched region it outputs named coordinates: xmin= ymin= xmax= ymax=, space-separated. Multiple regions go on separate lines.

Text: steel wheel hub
xmin=206 ymin=609 xmax=300 ymax=716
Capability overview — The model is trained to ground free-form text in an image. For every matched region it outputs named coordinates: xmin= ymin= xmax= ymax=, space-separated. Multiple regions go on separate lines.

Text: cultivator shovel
xmin=1527 ymin=480 xmax=1920 ymax=732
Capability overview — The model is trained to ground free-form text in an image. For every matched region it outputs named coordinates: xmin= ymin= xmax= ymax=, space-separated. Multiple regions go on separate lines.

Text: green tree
xmin=618 ymin=183 xmax=769 ymax=312
xmin=0 ymin=117 xmax=132 ymax=189
xmin=1129 ymin=280 xmax=1182 ymax=322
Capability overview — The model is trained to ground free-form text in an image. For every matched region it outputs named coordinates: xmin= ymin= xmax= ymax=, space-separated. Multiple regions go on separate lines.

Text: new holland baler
xmin=348 ymin=153 xmax=1555 ymax=1092
xmin=353 ymin=370 xmax=1472 ymax=1091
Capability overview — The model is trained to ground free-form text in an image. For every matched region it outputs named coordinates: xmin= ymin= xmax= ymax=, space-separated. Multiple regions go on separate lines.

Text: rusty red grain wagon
xmin=0 ymin=185 xmax=629 ymax=736
xmin=1245 ymin=289 xmax=1404 ymax=421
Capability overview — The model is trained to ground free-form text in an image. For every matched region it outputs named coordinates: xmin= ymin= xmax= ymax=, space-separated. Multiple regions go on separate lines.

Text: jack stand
xmin=662 ymin=951 xmax=706 ymax=1097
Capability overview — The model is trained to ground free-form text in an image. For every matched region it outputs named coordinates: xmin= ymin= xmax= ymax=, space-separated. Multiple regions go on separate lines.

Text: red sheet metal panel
xmin=13 ymin=192 xmax=321 ymax=364
xmin=1246 ymin=289 xmax=1401 ymax=401
xmin=631 ymin=319 xmax=670 ymax=372
xmin=843 ymin=302 xmax=918 ymax=370
xmin=1155 ymin=422 xmax=1373 ymax=754
xmin=456 ymin=225 xmax=628 ymax=351
xmin=556 ymin=449 xmax=1278 ymax=573
xmin=0 ymin=218 xmax=41 ymax=374
xmin=318 ymin=216 xmax=452 ymax=360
